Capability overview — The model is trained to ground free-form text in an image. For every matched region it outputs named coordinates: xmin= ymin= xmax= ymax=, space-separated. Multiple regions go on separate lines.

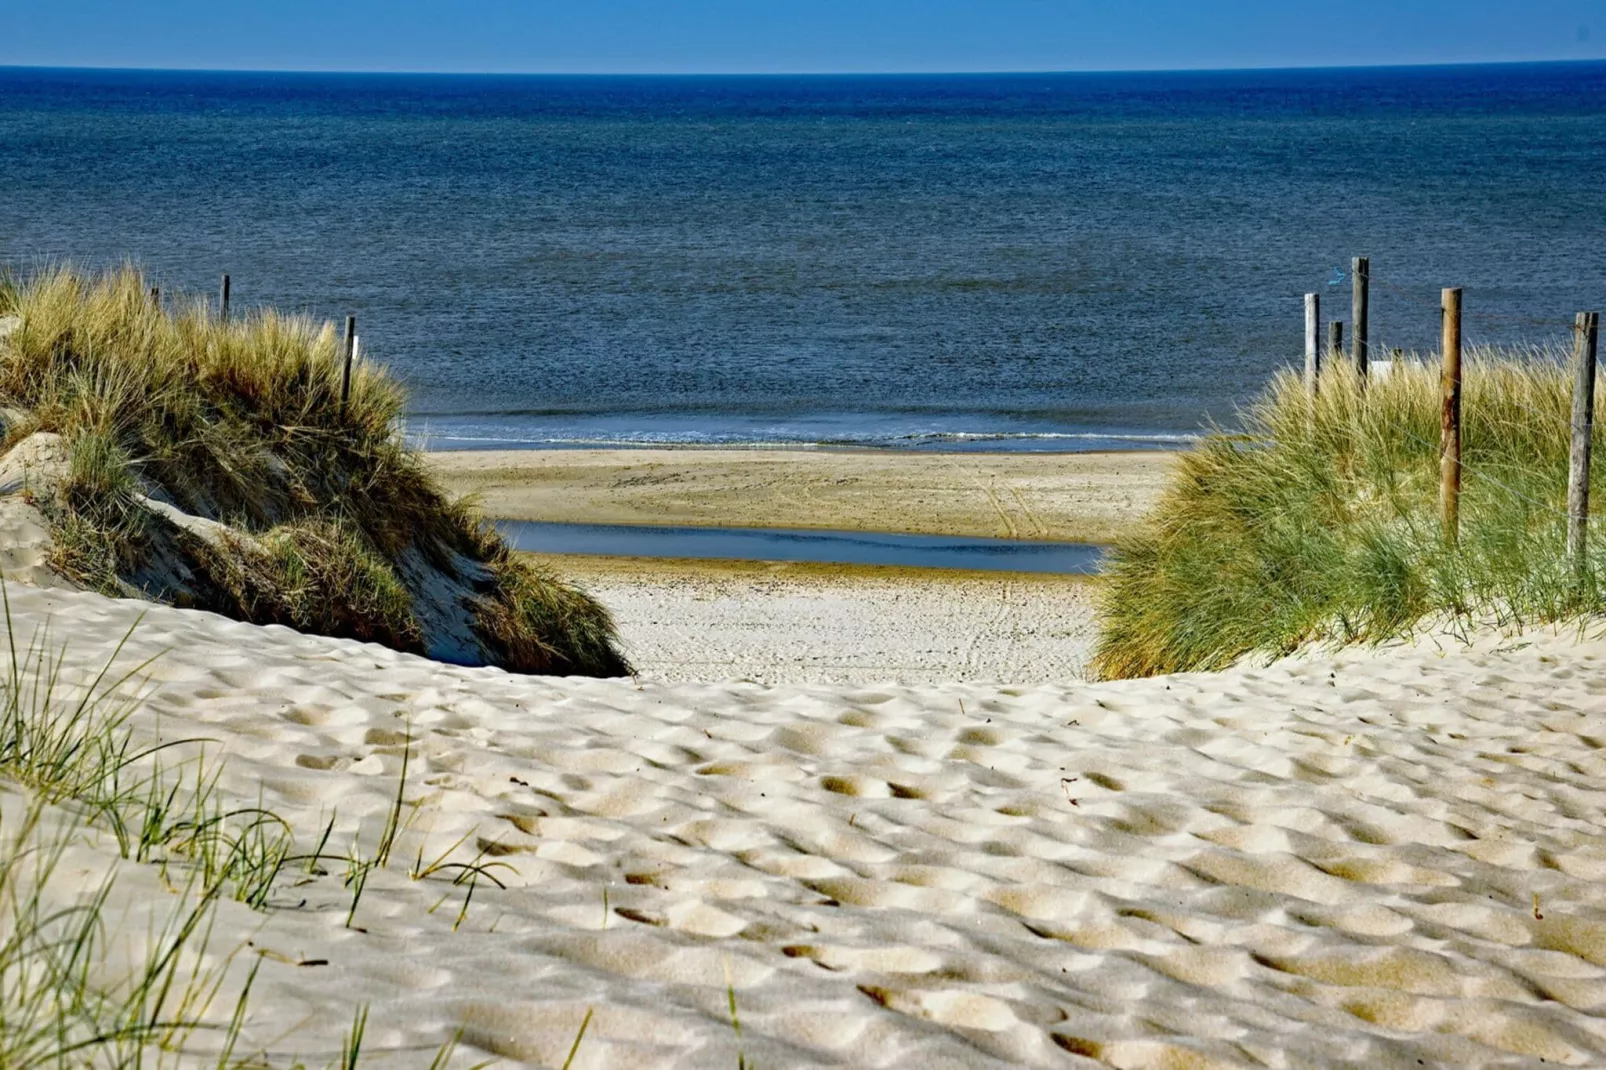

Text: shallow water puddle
xmin=495 ymin=520 xmax=1104 ymax=574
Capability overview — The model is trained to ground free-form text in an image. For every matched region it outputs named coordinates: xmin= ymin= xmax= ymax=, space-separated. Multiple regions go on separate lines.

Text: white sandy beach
xmin=545 ymin=557 xmax=1099 ymax=685
xmin=11 ymin=581 xmax=1606 ymax=1068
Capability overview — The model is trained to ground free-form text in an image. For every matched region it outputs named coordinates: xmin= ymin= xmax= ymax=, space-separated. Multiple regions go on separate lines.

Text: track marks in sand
xmin=12 ymin=584 xmax=1606 ymax=1066
xmin=583 ymin=567 xmax=1096 ymax=686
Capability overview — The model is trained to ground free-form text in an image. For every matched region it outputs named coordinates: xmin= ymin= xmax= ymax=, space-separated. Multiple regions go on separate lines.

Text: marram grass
xmin=1093 ymin=350 xmax=1606 ymax=679
xmin=0 ymin=265 xmax=628 ymax=677
xmin=0 ymin=588 xmax=488 ymax=1067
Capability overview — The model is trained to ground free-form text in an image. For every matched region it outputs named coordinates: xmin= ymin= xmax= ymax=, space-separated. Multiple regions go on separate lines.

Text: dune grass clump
xmin=467 ymin=537 xmax=632 ymax=677
xmin=0 ymin=265 xmax=628 ymax=676
xmin=188 ymin=519 xmax=424 ymax=652
xmin=1094 ymin=350 xmax=1606 ymax=679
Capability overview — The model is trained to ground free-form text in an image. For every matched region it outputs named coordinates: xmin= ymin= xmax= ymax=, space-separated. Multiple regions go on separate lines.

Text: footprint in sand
xmin=783 ymin=943 xmax=943 ymax=974
xmin=859 ymin=986 xmax=1017 ymax=1032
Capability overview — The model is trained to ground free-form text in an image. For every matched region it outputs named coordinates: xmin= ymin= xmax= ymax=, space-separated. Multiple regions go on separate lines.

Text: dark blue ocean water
xmin=2 ymin=63 xmax=1604 ymax=451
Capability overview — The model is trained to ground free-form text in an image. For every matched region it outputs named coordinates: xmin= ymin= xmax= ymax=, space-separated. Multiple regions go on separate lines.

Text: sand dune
xmin=11 ymin=582 xmax=1606 ymax=1068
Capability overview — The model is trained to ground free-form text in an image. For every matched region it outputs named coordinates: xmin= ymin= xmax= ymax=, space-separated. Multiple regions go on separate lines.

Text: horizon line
xmin=4 ymin=57 xmax=1604 ymax=79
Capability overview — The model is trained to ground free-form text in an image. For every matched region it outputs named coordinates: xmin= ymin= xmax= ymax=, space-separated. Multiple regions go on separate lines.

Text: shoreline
xmin=428 ymin=445 xmax=1177 ymax=546
xmin=526 ymin=551 xmax=1103 ymax=585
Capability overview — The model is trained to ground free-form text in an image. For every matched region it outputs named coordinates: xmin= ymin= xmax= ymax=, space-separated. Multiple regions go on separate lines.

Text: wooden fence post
xmin=1568 ymin=310 xmax=1601 ymax=566
xmin=219 ymin=274 xmax=231 ymax=321
xmin=1351 ymin=257 xmax=1370 ymax=382
xmin=1328 ymin=320 xmax=1343 ymax=366
xmin=340 ymin=315 xmax=356 ymax=419
xmin=1440 ymin=287 xmax=1463 ymax=546
xmin=1304 ymin=293 xmax=1320 ymax=396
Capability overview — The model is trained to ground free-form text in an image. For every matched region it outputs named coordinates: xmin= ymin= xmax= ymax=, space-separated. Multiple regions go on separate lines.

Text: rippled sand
xmin=10 ymin=583 xmax=1606 ymax=1068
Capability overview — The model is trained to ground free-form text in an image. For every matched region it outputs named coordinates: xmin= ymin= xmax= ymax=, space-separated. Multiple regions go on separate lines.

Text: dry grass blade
xmin=560 ymin=1008 xmax=594 ymax=1070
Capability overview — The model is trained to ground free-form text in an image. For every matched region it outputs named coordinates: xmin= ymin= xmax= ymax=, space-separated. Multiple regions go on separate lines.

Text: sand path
xmin=10 ymin=584 xmax=1606 ymax=1067
xmin=547 ymin=557 xmax=1098 ymax=685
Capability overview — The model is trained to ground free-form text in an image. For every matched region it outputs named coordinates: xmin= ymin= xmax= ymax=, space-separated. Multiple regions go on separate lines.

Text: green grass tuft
xmin=185 ymin=519 xmax=425 ymax=652
xmin=468 ymin=547 xmax=632 ymax=678
xmin=1094 ymin=350 xmax=1606 ymax=679
xmin=0 ymin=587 xmax=515 ymax=1066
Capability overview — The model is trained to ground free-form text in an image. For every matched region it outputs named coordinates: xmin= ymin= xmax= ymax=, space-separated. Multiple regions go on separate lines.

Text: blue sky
xmin=3 ymin=1 xmax=1603 ymax=73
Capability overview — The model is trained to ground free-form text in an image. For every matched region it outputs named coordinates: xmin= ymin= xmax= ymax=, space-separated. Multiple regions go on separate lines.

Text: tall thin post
xmin=1439 ymin=287 xmax=1463 ymax=546
xmin=149 ymin=287 xmax=160 ymax=308
xmin=1304 ymin=293 xmax=1320 ymax=396
xmin=1568 ymin=311 xmax=1601 ymax=565
xmin=1351 ymin=257 xmax=1370 ymax=381
xmin=1328 ymin=320 xmax=1343 ymax=365
xmin=219 ymin=274 xmax=231 ymax=321
xmin=340 ymin=315 xmax=356 ymax=420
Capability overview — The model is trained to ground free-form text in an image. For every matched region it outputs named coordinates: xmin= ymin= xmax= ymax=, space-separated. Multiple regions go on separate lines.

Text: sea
xmin=2 ymin=62 xmax=1604 ymax=452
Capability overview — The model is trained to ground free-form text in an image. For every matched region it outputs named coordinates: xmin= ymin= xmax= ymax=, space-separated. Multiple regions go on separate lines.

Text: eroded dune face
xmin=0 ymin=432 xmax=72 ymax=590
xmin=10 ymin=581 xmax=1606 ymax=1068
xmin=0 ymin=429 xmax=499 ymax=666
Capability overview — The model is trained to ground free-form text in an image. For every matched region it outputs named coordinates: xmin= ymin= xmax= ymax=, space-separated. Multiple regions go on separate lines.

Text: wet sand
xmin=427 ymin=448 xmax=1168 ymax=683
xmin=428 ymin=447 xmax=1176 ymax=544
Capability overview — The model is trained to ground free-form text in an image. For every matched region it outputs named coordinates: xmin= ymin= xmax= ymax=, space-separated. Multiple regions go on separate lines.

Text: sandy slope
xmin=427 ymin=448 xmax=1176 ymax=544
xmin=12 ymin=583 xmax=1606 ymax=1068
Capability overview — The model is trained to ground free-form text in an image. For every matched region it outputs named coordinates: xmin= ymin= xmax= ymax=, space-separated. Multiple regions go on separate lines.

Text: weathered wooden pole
xmin=1439 ymin=287 xmax=1463 ymax=546
xmin=340 ymin=315 xmax=356 ymax=420
xmin=1304 ymin=293 xmax=1320 ymax=396
xmin=1351 ymin=256 xmax=1370 ymax=382
xmin=1568 ymin=311 xmax=1601 ymax=566
xmin=1328 ymin=320 xmax=1343 ymax=366
xmin=219 ymin=274 xmax=231 ymax=321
